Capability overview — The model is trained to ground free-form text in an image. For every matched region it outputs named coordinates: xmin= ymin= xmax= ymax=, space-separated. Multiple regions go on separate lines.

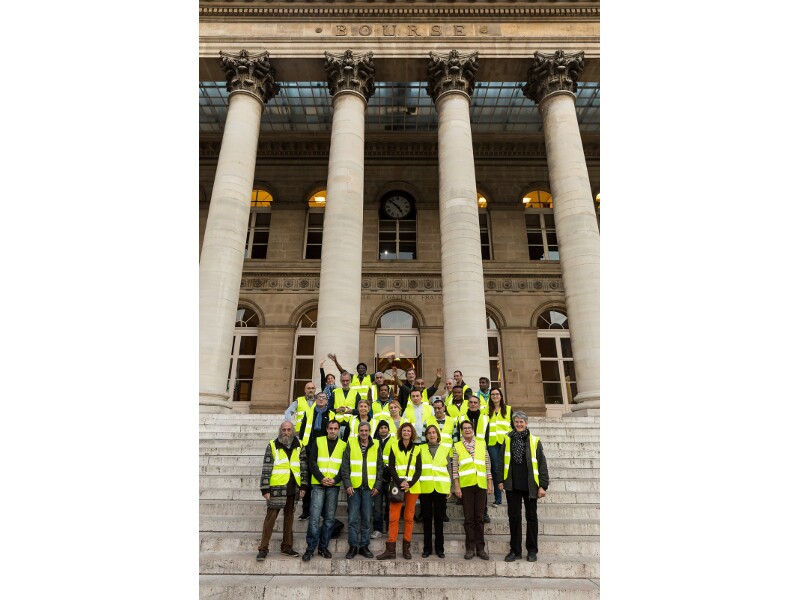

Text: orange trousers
xmin=387 ymin=492 xmax=419 ymax=543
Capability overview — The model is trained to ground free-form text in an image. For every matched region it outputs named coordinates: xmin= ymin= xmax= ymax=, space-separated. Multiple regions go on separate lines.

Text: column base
xmin=200 ymin=391 xmax=233 ymax=413
xmin=565 ymin=394 xmax=600 ymax=418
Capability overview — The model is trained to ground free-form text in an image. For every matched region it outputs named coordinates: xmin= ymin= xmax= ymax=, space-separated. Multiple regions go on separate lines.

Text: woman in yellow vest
xmin=376 ymin=422 xmax=422 ymax=561
xmin=418 ymin=424 xmax=452 ymax=558
xmin=452 ymin=420 xmax=493 ymax=560
xmin=486 ymin=387 xmax=513 ymax=507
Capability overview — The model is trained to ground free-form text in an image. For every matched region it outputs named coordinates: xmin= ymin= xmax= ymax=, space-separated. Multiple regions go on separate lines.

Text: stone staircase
xmin=200 ymin=414 xmax=600 ymax=599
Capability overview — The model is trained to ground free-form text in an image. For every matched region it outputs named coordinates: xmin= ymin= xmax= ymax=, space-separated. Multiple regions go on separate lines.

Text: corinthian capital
xmin=323 ymin=50 xmax=376 ymax=102
xmin=219 ymin=50 xmax=281 ymax=105
xmin=522 ymin=50 xmax=584 ymax=105
xmin=426 ymin=50 xmax=479 ymax=103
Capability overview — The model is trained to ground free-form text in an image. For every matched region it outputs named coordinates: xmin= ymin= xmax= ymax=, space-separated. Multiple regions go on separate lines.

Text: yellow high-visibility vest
xmin=500 ymin=432 xmax=540 ymax=488
xmin=348 ymin=438 xmax=379 ymax=489
xmin=392 ymin=443 xmax=421 ymax=494
xmin=457 ymin=413 xmax=490 ymax=442
xmin=403 ymin=402 xmax=433 ymax=425
xmin=299 ymin=408 xmax=335 ymax=447
xmin=311 ymin=436 xmax=346 ymax=485
xmin=294 ymin=395 xmax=313 ymax=431
xmin=350 ymin=373 xmax=373 ymax=402
xmin=454 ymin=439 xmax=488 ymax=489
xmin=371 ymin=400 xmax=391 ymax=423
xmin=419 ymin=444 xmax=452 ymax=495
xmin=487 ymin=406 xmax=513 ymax=446
xmin=333 ymin=387 xmax=360 ymax=423
xmin=268 ymin=441 xmax=302 ymax=486
xmin=424 ymin=415 xmax=456 ymax=448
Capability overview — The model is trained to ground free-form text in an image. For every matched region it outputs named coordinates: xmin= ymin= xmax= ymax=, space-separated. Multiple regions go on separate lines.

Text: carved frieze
xmin=324 ymin=49 xmax=376 ymax=101
xmin=426 ymin=50 xmax=479 ymax=103
xmin=219 ymin=49 xmax=281 ymax=105
xmin=522 ymin=50 xmax=584 ymax=105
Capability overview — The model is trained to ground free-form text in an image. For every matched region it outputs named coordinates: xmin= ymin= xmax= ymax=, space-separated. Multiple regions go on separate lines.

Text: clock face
xmin=383 ymin=195 xmax=412 ymax=219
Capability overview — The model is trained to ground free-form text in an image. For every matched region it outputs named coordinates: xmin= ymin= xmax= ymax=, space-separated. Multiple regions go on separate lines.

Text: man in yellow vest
xmin=257 ymin=421 xmax=308 ymax=560
xmin=302 ymin=419 xmax=346 ymax=562
xmin=296 ymin=392 xmax=335 ymax=520
xmin=285 ymin=381 xmax=316 ymax=432
xmin=328 ymin=352 xmax=376 ymax=403
xmin=333 ymin=372 xmax=361 ymax=429
xmin=403 ymin=389 xmax=434 ymax=443
xmin=341 ymin=421 xmax=384 ymax=559
xmin=452 ymin=370 xmax=473 ymax=400
xmin=498 ymin=411 xmax=549 ymax=563
xmin=453 ymin=420 xmax=493 ymax=560
xmin=370 ymin=383 xmax=393 ymax=426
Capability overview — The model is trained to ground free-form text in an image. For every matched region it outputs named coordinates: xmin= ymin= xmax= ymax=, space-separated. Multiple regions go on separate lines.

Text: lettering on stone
xmin=332 ymin=24 xmax=469 ymax=37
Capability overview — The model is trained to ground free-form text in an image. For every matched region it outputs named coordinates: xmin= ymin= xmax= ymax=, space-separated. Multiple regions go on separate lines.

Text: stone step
xmin=199 ymin=438 xmax=598 ymax=449
xmin=201 ymin=551 xmax=599 ymax=578
xmin=199 ymin=500 xmax=599 ymax=519
xmin=200 ymin=415 xmax=600 ymax=425
xmin=201 ymin=422 xmax=599 ymax=432
xmin=199 ymin=455 xmax=600 ymax=469
xmin=199 ymin=476 xmax=599 ymax=492
xmin=200 ymin=532 xmax=600 ymax=557
xmin=200 ymin=515 xmax=600 ymax=536
xmin=199 ymin=574 xmax=600 ymax=600
xmin=199 ymin=447 xmax=599 ymax=460
xmin=199 ymin=487 xmax=600 ymax=503
xmin=198 ymin=464 xmax=600 ymax=478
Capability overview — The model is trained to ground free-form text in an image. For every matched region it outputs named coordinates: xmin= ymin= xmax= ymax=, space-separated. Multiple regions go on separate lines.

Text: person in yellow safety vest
xmin=403 ymin=389 xmax=434 ymax=443
xmin=302 ymin=420 xmax=347 ymax=562
xmin=367 ymin=372 xmax=393 ymax=403
xmin=452 ymin=370 xmax=473 ymax=400
xmin=418 ymin=424 xmax=452 ymax=558
xmin=328 ymin=352 xmax=376 ymax=402
xmin=370 ymin=383 xmax=393 ymax=426
xmin=347 ymin=399 xmax=372 ymax=440
xmin=452 ymin=420 xmax=493 ymax=561
xmin=473 ymin=377 xmax=491 ymax=410
xmin=256 ymin=421 xmax=309 ymax=560
xmin=426 ymin=397 xmax=457 ymax=449
xmin=496 ymin=410 xmax=549 ymax=563
xmin=446 ymin=385 xmax=470 ymax=423
xmin=296 ymin=392 xmax=336 ymax=520
xmin=486 ymin=387 xmax=513 ymax=507
xmin=341 ymin=421 xmax=384 ymax=559
xmin=442 ymin=378 xmax=455 ymax=405
xmin=457 ymin=396 xmax=490 ymax=441
xmin=286 ymin=381 xmax=317 ymax=432
xmin=371 ymin=420 xmax=393 ymax=539
xmin=376 ymin=422 xmax=423 ymax=561
xmin=380 ymin=400 xmax=409 ymax=441
xmin=333 ymin=372 xmax=360 ymax=429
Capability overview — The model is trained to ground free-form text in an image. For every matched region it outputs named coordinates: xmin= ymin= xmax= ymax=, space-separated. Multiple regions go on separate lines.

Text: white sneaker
xmin=371 ymin=530 xmax=382 ymax=539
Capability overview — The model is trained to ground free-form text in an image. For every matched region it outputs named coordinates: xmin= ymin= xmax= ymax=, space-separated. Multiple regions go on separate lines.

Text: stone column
xmin=313 ymin=50 xmax=375 ymax=372
xmin=523 ymin=50 xmax=600 ymax=416
xmin=426 ymin=50 xmax=490 ymax=388
xmin=199 ymin=50 xmax=280 ymax=413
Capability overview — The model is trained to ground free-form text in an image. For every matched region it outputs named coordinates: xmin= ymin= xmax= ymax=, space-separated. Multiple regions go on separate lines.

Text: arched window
xmin=523 ymin=189 xmax=559 ymax=261
xmin=305 ymin=189 xmax=326 ymax=259
xmin=379 ymin=191 xmax=417 ymax=260
xmin=375 ymin=309 xmax=420 ymax=383
xmin=228 ymin=307 xmax=259 ymax=403
xmin=245 ymin=187 xmax=273 ymax=259
xmin=487 ymin=314 xmax=503 ymax=392
xmin=536 ymin=309 xmax=576 ymax=407
xmin=291 ymin=308 xmax=318 ymax=399
xmin=477 ymin=191 xmax=492 ymax=260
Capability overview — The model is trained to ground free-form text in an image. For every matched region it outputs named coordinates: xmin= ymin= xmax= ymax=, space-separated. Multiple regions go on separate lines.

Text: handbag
xmin=389 ymin=446 xmax=415 ymax=503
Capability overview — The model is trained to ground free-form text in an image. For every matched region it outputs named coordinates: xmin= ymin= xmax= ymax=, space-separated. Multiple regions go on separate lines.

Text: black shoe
xmin=414 ymin=515 xmax=422 ymax=523
xmin=476 ymin=549 xmax=490 ymax=560
xmin=298 ymin=513 xmax=310 ymax=521
xmin=504 ymin=552 xmax=517 ymax=562
xmin=492 ymin=501 xmax=501 ymax=508
xmin=484 ymin=514 xmax=491 ymax=523
xmin=464 ymin=550 xmax=474 ymax=560
xmin=302 ymin=552 xmax=312 ymax=562
xmin=358 ymin=546 xmax=374 ymax=558
xmin=256 ymin=550 xmax=268 ymax=561
xmin=421 ymin=550 xmax=431 ymax=558
xmin=436 ymin=551 xmax=445 ymax=559
xmin=318 ymin=547 xmax=332 ymax=559
xmin=527 ymin=552 xmax=537 ymax=562
xmin=345 ymin=546 xmax=357 ymax=559
xmin=281 ymin=548 xmax=299 ymax=557
xmin=443 ymin=513 xmax=450 ymax=522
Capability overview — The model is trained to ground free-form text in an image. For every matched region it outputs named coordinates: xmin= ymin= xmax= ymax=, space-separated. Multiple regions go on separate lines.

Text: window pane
xmin=307 ymin=232 xmax=323 ymax=244
xmin=399 ymin=221 xmax=416 ymax=232
xmin=398 ymin=242 xmax=416 ymax=259
xmin=305 ymin=245 xmax=322 ymax=259
xmin=543 ymin=214 xmax=556 ymax=228
xmin=538 ymin=337 xmax=557 ymax=358
xmin=308 ymin=212 xmax=324 ymax=226
xmin=529 ymin=245 xmax=544 ymax=260
xmin=296 ymin=335 xmax=315 ymax=356
xmin=293 ymin=381 xmax=307 ymax=399
xmin=250 ymin=245 xmax=267 ymax=259
xmin=237 ymin=358 xmax=255 ymax=379
xmin=543 ymin=382 xmax=563 ymax=404
xmin=487 ymin=337 xmax=499 ymax=356
xmin=529 ymin=231 xmax=543 ymax=245
xmin=563 ymin=360 xmax=576 ymax=382
xmin=255 ymin=213 xmax=271 ymax=226
xmin=560 ymin=338 xmax=573 ymax=358
xmin=489 ymin=359 xmax=500 ymax=382
xmin=380 ymin=310 xmax=416 ymax=329
xmin=294 ymin=358 xmax=313 ymax=379
xmin=239 ymin=335 xmax=258 ymax=355
xmin=235 ymin=380 xmax=252 ymax=402
xmin=376 ymin=336 xmax=395 ymax=357
xmin=540 ymin=360 xmax=561 ymax=381
xmin=398 ymin=336 xmax=418 ymax=358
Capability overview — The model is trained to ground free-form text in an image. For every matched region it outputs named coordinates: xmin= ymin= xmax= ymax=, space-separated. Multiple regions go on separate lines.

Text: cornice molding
xmin=199 ymin=6 xmax=599 ymax=19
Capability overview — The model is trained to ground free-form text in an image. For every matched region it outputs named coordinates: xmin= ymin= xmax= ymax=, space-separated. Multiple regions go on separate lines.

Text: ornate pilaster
xmin=522 ymin=50 xmax=585 ymax=105
xmin=219 ymin=49 xmax=281 ymax=106
xmin=425 ymin=50 xmax=479 ymax=103
xmin=323 ymin=49 xmax=375 ymax=101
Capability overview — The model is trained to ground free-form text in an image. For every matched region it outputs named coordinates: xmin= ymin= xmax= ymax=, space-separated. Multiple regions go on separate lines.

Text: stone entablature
xmin=239 ymin=273 xmax=563 ymax=293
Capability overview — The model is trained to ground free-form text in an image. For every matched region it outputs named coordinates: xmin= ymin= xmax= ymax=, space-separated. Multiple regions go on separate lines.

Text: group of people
xmin=259 ymin=357 xmax=549 ymax=564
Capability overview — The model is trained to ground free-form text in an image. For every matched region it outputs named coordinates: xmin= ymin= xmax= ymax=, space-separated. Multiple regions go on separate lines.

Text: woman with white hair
xmin=498 ymin=410 xmax=550 ymax=563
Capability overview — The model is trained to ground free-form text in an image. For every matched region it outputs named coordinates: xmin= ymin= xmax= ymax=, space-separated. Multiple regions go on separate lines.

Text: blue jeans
xmin=347 ymin=487 xmax=373 ymax=547
xmin=488 ymin=444 xmax=504 ymax=504
xmin=305 ymin=485 xmax=339 ymax=553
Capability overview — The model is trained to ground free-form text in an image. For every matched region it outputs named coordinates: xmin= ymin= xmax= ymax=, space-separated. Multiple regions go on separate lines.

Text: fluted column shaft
xmin=199 ymin=50 xmax=279 ymax=413
xmin=524 ymin=51 xmax=600 ymax=414
xmin=427 ymin=50 xmax=490 ymax=387
xmin=314 ymin=51 xmax=374 ymax=373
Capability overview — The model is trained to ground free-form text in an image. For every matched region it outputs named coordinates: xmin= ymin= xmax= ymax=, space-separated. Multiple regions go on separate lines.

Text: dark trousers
xmin=420 ymin=491 xmax=447 ymax=553
xmin=258 ymin=494 xmax=296 ymax=552
xmin=301 ymin=487 xmax=310 ymax=516
xmin=460 ymin=485 xmax=487 ymax=552
xmin=506 ymin=488 xmax=539 ymax=555
xmin=373 ymin=484 xmax=389 ymax=533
